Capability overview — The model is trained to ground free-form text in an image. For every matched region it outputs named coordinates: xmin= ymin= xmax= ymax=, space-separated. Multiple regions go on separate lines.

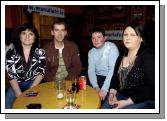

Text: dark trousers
xmin=96 ymin=75 xmax=107 ymax=106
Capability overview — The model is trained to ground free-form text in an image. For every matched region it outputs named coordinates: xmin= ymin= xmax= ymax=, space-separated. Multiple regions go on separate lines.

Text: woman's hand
xmin=108 ymin=89 xmax=117 ymax=105
xmin=111 ymin=98 xmax=134 ymax=109
xmin=108 ymin=93 xmax=117 ymax=105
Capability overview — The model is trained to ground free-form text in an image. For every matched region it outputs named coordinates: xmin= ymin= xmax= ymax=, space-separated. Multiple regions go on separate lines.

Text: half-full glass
xmin=55 ymin=76 xmax=65 ymax=100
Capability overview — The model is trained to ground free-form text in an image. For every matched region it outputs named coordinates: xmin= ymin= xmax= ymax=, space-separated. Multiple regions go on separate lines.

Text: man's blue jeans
xmin=101 ymin=92 xmax=155 ymax=109
xmin=5 ymin=80 xmax=33 ymax=109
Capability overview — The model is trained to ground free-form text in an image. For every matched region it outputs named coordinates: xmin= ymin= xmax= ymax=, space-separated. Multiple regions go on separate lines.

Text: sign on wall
xmin=27 ymin=5 xmax=65 ymax=18
xmin=105 ymin=30 xmax=123 ymax=40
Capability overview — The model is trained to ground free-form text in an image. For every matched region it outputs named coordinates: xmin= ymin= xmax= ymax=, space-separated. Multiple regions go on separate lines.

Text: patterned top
xmin=6 ymin=48 xmax=46 ymax=83
xmin=110 ymin=47 xmax=155 ymax=103
xmin=54 ymin=52 xmax=68 ymax=81
xmin=118 ymin=60 xmax=135 ymax=91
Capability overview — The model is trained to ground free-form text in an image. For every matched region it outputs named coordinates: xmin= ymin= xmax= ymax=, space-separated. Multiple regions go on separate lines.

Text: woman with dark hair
xmin=5 ymin=23 xmax=46 ymax=108
xmin=101 ymin=23 xmax=155 ymax=109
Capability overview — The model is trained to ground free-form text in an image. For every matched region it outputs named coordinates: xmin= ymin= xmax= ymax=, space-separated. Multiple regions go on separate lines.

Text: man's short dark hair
xmin=91 ymin=28 xmax=105 ymax=37
xmin=52 ymin=18 xmax=67 ymax=30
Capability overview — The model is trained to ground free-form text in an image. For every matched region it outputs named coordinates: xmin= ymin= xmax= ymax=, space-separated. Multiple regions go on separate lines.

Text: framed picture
xmin=113 ymin=5 xmax=125 ymax=17
xmin=131 ymin=5 xmax=143 ymax=13
xmin=132 ymin=13 xmax=143 ymax=21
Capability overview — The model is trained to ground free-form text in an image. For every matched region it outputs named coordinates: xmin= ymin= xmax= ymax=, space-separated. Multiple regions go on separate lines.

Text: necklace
xmin=128 ymin=55 xmax=136 ymax=65
xmin=121 ymin=55 xmax=136 ymax=68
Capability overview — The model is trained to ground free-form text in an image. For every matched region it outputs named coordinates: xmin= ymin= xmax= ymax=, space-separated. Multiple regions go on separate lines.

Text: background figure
xmin=101 ymin=23 xmax=155 ymax=109
xmin=44 ymin=18 xmax=82 ymax=82
xmin=5 ymin=28 xmax=14 ymax=54
xmin=88 ymin=28 xmax=119 ymax=105
xmin=5 ymin=23 xmax=46 ymax=108
xmin=5 ymin=28 xmax=14 ymax=89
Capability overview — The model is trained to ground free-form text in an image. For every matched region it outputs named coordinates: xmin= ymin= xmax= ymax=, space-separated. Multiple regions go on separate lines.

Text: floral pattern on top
xmin=6 ymin=48 xmax=45 ymax=82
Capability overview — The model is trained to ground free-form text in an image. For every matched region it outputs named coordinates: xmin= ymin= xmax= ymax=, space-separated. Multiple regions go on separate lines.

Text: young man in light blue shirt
xmin=88 ymin=28 xmax=119 ymax=104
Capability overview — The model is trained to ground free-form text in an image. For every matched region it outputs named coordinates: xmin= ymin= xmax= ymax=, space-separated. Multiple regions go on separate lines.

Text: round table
xmin=12 ymin=81 xmax=101 ymax=109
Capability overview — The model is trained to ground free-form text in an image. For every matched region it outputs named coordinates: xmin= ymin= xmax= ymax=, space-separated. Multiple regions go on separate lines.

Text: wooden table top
xmin=12 ymin=81 xmax=101 ymax=109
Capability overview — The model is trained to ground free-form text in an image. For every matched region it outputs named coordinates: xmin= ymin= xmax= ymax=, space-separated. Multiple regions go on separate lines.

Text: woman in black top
xmin=101 ymin=23 xmax=155 ymax=109
xmin=5 ymin=23 xmax=46 ymax=108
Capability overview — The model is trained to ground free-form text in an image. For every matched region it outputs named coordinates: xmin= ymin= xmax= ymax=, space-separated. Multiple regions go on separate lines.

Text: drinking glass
xmin=71 ymin=78 xmax=79 ymax=93
xmin=55 ymin=76 xmax=65 ymax=100
xmin=66 ymin=89 xmax=76 ymax=109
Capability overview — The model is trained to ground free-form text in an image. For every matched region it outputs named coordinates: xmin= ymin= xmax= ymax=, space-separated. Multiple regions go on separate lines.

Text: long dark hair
xmin=122 ymin=23 xmax=145 ymax=56
xmin=14 ymin=23 xmax=39 ymax=57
